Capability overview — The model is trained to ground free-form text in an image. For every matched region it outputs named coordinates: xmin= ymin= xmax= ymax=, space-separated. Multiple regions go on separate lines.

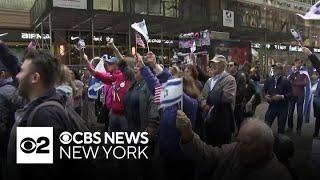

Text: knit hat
xmin=0 ymin=42 xmax=20 ymax=76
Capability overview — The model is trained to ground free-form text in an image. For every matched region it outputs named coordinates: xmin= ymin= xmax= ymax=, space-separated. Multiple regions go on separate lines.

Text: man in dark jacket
xmin=6 ymin=49 xmax=75 ymax=180
xmin=263 ymin=63 xmax=292 ymax=134
xmin=0 ymin=43 xmax=20 ymax=179
xmin=302 ymin=47 xmax=320 ymax=138
xmin=227 ymin=61 xmax=247 ymax=129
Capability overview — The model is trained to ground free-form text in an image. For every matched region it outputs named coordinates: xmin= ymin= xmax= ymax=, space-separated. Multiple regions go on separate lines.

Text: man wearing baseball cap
xmin=85 ymin=52 xmax=131 ymax=133
xmin=201 ymin=55 xmax=236 ymax=146
xmin=262 ymin=63 xmax=292 ymax=134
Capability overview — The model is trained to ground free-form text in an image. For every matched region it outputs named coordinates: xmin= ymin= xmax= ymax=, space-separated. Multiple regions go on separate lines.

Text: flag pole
xmin=297 ymin=40 xmax=303 ymax=47
xmin=181 ymin=78 xmax=183 ymax=112
xmin=146 ymin=42 xmax=150 ymax=52
xmin=135 ymin=33 xmax=138 ymax=55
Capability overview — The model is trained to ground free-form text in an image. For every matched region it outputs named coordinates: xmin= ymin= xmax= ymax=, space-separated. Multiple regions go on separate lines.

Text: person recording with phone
xmin=262 ymin=63 xmax=292 ymax=134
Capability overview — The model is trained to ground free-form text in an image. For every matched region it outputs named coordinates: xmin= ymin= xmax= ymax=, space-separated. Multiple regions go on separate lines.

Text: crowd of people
xmin=0 ymin=39 xmax=319 ymax=180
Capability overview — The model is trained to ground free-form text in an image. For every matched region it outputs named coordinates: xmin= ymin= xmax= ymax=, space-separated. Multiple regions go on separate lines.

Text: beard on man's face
xmin=17 ymin=74 xmax=32 ymax=100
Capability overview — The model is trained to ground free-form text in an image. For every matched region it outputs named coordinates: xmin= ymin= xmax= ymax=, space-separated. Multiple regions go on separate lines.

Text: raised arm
xmin=140 ymin=66 xmax=161 ymax=95
xmin=108 ymin=41 xmax=125 ymax=62
xmin=138 ymin=51 xmax=174 ymax=94
xmin=176 ymin=110 xmax=235 ymax=173
xmin=83 ymin=53 xmax=115 ymax=85
xmin=302 ymin=47 xmax=320 ymax=74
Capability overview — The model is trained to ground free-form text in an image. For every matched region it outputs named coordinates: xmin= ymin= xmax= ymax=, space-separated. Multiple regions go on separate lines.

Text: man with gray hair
xmin=176 ymin=110 xmax=291 ymax=180
xmin=201 ymin=55 xmax=236 ymax=146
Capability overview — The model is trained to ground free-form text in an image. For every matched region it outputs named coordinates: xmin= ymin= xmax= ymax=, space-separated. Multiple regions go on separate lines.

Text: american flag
xmin=154 ymin=84 xmax=162 ymax=104
xmin=136 ymin=33 xmax=146 ymax=48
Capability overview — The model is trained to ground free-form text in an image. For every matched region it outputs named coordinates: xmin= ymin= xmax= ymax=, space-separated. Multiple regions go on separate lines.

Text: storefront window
xmin=93 ymin=0 xmax=123 ymax=12
xmin=234 ymin=3 xmax=260 ymax=28
xmin=164 ymin=0 xmax=179 ymax=17
xmin=149 ymin=0 xmax=162 ymax=15
xmin=134 ymin=0 xmax=147 ymax=14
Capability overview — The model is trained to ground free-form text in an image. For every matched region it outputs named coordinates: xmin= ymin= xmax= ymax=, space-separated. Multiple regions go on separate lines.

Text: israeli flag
xmin=160 ymin=78 xmax=183 ymax=108
xmin=88 ymin=76 xmax=103 ymax=99
xmin=297 ymin=1 xmax=320 ymax=20
xmin=290 ymin=29 xmax=302 ymax=41
xmin=301 ymin=70 xmax=312 ymax=123
xmin=88 ymin=59 xmax=105 ymax=99
xmin=131 ymin=19 xmax=149 ymax=42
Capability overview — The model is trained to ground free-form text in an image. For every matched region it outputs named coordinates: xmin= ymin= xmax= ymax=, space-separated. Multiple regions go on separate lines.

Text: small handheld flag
xmin=190 ymin=40 xmax=196 ymax=53
xmin=290 ymin=29 xmax=303 ymax=46
xmin=75 ymin=38 xmax=86 ymax=51
xmin=131 ymin=19 xmax=150 ymax=51
xmin=154 ymin=78 xmax=183 ymax=108
xmin=106 ymin=37 xmax=114 ymax=44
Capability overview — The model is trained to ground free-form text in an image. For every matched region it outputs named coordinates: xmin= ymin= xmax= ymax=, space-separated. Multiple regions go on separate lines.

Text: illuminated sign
xmin=251 ymin=43 xmax=261 ymax=48
xmin=289 ymin=45 xmax=302 ymax=52
xmin=148 ymin=39 xmax=174 ymax=44
xmin=21 ymin=33 xmax=50 ymax=40
xmin=21 ymin=33 xmax=49 ymax=40
xmin=274 ymin=44 xmax=287 ymax=50
xmin=314 ymin=48 xmax=320 ymax=53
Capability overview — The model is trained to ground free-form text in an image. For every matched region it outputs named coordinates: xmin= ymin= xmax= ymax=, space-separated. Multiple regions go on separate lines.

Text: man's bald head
xmin=237 ymin=118 xmax=274 ymax=164
xmin=241 ymin=119 xmax=274 ymax=149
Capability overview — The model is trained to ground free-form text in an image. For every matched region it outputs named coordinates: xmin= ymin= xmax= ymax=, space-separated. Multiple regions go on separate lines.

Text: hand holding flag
xmin=83 ymin=53 xmax=95 ymax=76
xmin=136 ymin=33 xmax=146 ymax=48
xmin=302 ymin=47 xmax=312 ymax=56
xmin=75 ymin=38 xmax=86 ymax=52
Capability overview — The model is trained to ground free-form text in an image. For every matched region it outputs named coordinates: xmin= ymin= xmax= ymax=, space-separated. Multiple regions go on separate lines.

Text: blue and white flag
xmin=88 ymin=59 xmax=105 ymax=99
xmin=95 ymin=59 xmax=105 ymax=73
xmin=74 ymin=38 xmax=86 ymax=51
xmin=88 ymin=76 xmax=103 ymax=99
xmin=158 ymin=78 xmax=183 ymax=108
xmin=297 ymin=1 xmax=320 ymax=20
xmin=301 ymin=69 xmax=312 ymax=123
xmin=131 ymin=19 xmax=149 ymax=42
xmin=290 ymin=29 xmax=302 ymax=41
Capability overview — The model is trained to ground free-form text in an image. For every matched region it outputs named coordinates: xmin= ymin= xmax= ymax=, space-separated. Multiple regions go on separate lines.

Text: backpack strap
xmin=27 ymin=101 xmax=68 ymax=126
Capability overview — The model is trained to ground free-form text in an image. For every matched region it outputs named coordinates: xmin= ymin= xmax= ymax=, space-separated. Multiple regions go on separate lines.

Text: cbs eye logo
xmin=59 ymin=131 xmax=72 ymax=144
xmin=16 ymin=127 xmax=53 ymax=164
xmin=20 ymin=137 xmax=50 ymax=154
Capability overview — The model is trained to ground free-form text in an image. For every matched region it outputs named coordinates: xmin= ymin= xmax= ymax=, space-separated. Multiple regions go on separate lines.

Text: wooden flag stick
xmin=180 ymin=78 xmax=184 ymax=112
xmin=147 ymin=41 xmax=150 ymax=52
xmin=135 ymin=33 xmax=138 ymax=55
